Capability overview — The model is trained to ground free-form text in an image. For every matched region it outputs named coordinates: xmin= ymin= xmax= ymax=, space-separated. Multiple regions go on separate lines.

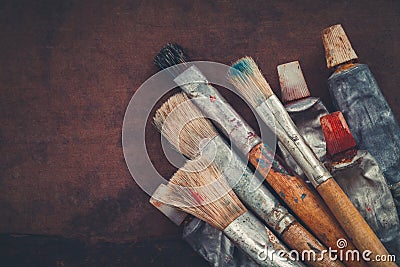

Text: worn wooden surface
xmin=1 ymin=0 xmax=399 ymax=266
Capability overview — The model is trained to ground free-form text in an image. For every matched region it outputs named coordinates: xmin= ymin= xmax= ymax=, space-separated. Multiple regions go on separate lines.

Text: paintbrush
xmin=154 ymin=92 xmax=345 ymax=267
xmin=228 ymin=56 xmax=394 ymax=267
xmin=159 ymin=157 xmax=304 ymax=266
xmin=154 ymin=44 xmax=364 ymax=267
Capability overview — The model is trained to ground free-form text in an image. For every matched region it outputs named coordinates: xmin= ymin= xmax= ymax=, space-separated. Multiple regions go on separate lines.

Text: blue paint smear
xmin=229 ymin=58 xmax=253 ymax=76
xmin=301 ymin=193 xmax=306 ymax=200
xmin=294 ymin=198 xmax=298 ymax=203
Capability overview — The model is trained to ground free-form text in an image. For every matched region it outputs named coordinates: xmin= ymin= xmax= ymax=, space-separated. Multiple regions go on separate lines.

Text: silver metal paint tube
xmin=256 ymin=95 xmax=332 ymax=187
xmin=322 ymin=24 xmax=400 ymax=216
xmin=223 ymin=211 xmax=305 ymax=267
xmin=183 ymin=217 xmax=259 ymax=267
xmin=320 ymin=112 xmax=400 ymax=261
xmin=326 ymin=151 xmax=400 ymax=257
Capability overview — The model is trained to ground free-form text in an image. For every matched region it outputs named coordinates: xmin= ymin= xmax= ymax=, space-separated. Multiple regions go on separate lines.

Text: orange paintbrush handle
xmin=317 ymin=179 xmax=396 ymax=267
xmin=282 ymin=221 xmax=344 ymax=267
xmin=249 ymin=143 xmax=367 ymax=267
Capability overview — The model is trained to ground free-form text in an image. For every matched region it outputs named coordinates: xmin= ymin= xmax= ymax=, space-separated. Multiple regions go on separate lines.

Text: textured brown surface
xmin=0 ymin=0 xmax=399 ymax=265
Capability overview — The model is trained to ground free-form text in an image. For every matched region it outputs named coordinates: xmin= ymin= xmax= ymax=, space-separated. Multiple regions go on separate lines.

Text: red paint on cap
xmin=277 ymin=61 xmax=310 ymax=103
xmin=320 ymin=111 xmax=357 ymax=156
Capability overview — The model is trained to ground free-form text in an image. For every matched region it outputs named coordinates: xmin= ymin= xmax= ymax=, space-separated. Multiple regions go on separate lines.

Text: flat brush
xmin=154 ymin=44 xmax=363 ymax=267
xmin=160 ymin=158 xmax=303 ymax=267
xmin=154 ymin=93 xmax=344 ymax=267
xmin=228 ymin=57 xmax=394 ymax=267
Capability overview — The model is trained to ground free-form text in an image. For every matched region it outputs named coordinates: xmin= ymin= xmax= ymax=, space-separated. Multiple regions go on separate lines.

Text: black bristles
xmin=154 ymin=43 xmax=188 ymax=70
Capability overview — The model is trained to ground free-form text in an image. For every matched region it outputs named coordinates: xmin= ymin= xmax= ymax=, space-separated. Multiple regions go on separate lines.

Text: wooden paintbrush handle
xmin=249 ymin=143 xmax=367 ymax=267
xmin=282 ymin=222 xmax=344 ymax=267
xmin=317 ymin=178 xmax=396 ymax=267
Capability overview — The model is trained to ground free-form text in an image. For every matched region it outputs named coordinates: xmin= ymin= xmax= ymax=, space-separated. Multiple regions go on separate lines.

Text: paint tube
xmin=277 ymin=61 xmax=329 ymax=180
xmin=183 ymin=218 xmax=259 ymax=267
xmin=322 ymin=24 xmax=400 ymax=216
xmin=321 ymin=112 xmax=400 ymax=260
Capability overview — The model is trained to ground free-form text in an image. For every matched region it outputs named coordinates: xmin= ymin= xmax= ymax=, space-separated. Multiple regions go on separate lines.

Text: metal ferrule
xmin=203 ymin=135 xmax=295 ymax=234
xmin=223 ymin=211 xmax=305 ymax=267
xmin=279 ymin=97 xmax=329 ymax=179
xmin=174 ymin=66 xmax=261 ymax=155
xmin=256 ymin=95 xmax=332 ymax=187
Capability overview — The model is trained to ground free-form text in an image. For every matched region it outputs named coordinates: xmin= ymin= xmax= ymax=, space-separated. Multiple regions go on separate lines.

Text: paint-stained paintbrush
xmin=154 ymin=44 xmax=364 ymax=267
xmin=154 ymin=93 xmax=345 ymax=267
xmin=228 ymin=56 xmax=394 ymax=267
xmin=161 ymin=158 xmax=303 ymax=267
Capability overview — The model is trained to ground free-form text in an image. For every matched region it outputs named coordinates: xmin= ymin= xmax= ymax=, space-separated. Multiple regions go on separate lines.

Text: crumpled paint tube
xmin=320 ymin=112 xmax=400 ymax=261
xmin=322 ymin=24 xmax=400 ymax=216
xmin=150 ymin=185 xmax=258 ymax=267
xmin=183 ymin=218 xmax=259 ymax=267
xmin=276 ymin=61 xmax=329 ymax=180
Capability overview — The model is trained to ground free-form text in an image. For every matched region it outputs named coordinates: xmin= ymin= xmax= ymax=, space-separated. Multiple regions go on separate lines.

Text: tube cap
xmin=322 ymin=24 xmax=358 ymax=69
xmin=277 ymin=61 xmax=310 ymax=103
xmin=320 ymin=111 xmax=357 ymax=156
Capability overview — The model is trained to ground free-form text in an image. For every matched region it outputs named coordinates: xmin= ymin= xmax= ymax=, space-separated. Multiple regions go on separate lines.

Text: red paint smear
xmin=366 ymin=207 xmax=372 ymax=212
xmin=209 ymin=95 xmax=216 ymax=102
xmin=152 ymin=201 xmax=162 ymax=208
xmin=190 ymin=190 xmax=204 ymax=204
xmin=247 ymin=132 xmax=256 ymax=140
xmin=321 ymin=111 xmax=356 ymax=156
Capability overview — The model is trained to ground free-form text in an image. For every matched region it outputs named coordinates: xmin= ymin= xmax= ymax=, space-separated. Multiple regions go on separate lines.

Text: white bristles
xmin=163 ymin=158 xmax=246 ymax=230
xmin=153 ymin=93 xmax=218 ymax=159
xmin=228 ymin=57 xmax=274 ymax=107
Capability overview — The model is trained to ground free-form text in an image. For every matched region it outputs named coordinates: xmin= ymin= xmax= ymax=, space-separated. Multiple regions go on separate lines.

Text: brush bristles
xmin=228 ymin=57 xmax=274 ymax=107
xmin=153 ymin=93 xmax=218 ymax=159
xmin=166 ymin=159 xmax=246 ymax=230
xmin=154 ymin=43 xmax=188 ymax=72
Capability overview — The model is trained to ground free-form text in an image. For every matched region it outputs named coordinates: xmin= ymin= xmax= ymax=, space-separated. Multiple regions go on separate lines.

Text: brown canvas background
xmin=1 ymin=0 xmax=399 ymax=265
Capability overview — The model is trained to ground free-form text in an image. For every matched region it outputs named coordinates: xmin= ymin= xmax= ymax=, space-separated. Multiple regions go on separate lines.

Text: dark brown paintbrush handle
xmin=317 ymin=179 xmax=396 ymax=267
xmin=282 ymin=222 xmax=344 ymax=267
xmin=248 ymin=143 xmax=367 ymax=267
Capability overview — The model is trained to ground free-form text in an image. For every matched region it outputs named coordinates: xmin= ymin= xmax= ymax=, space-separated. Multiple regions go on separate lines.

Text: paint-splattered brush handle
xmin=281 ymin=222 xmax=344 ymax=267
xmin=317 ymin=179 xmax=396 ymax=267
xmin=249 ymin=142 xmax=367 ymax=267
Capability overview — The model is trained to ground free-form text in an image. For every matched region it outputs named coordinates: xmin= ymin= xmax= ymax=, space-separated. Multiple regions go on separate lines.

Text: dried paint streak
xmin=301 ymin=193 xmax=307 ymax=201
xmin=246 ymin=132 xmax=256 ymax=140
xmin=271 ymin=160 xmax=289 ymax=175
xmin=190 ymin=190 xmax=204 ymax=204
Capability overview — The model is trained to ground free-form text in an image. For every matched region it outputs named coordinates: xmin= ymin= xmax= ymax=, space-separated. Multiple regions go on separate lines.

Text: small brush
xmin=154 ymin=44 xmax=364 ymax=267
xmin=228 ymin=57 xmax=393 ymax=266
xmin=160 ymin=158 xmax=303 ymax=267
xmin=154 ymin=93 xmax=346 ymax=267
